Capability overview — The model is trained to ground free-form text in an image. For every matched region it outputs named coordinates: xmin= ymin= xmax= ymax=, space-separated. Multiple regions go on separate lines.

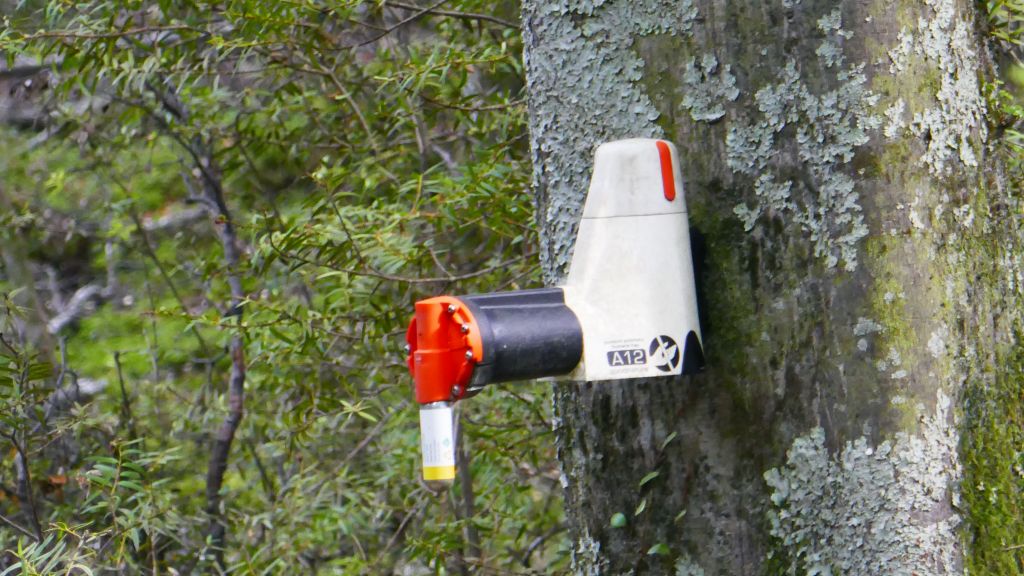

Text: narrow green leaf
xmin=27 ymin=362 xmax=52 ymax=381
xmin=659 ymin=431 xmax=678 ymax=451
xmin=647 ymin=543 xmax=670 ymax=556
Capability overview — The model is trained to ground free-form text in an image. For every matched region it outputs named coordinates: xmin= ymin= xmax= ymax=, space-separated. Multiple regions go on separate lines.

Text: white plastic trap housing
xmin=561 ymin=139 xmax=703 ymax=381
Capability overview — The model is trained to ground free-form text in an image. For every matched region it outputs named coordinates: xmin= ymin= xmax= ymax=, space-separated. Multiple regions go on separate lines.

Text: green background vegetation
xmin=1 ymin=0 xmax=1024 ymax=574
xmin=0 ymin=1 xmax=563 ymax=573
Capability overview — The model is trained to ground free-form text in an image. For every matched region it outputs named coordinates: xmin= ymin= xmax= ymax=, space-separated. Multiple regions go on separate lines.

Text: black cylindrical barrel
xmin=460 ymin=288 xmax=582 ymax=387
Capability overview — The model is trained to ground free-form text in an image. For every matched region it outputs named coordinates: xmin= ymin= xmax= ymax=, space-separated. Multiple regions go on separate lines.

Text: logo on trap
xmin=649 ymin=335 xmax=680 ymax=372
xmin=604 ymin=335 xmax=680 ymax=372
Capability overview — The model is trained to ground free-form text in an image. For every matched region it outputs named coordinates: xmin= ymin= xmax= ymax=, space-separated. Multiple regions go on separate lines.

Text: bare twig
xmin=420 ymin=94 xmax=525 ymax=112
xmin=307 ymin=405 xmax=402 ymax=499
xmin=36 ymin=337 xmax=76 ymax=431
xmin=126 ymin=207 xmax=210 ymax=354
xmin=267 ymin=231 xmax=534 ymax=284
xmin=46 ymin=284 xmax=101 ymax=335
xmin=340 ymin=407 xmax=398 ymax=468
xmin=455 ymin=415 xmax=481 ymax=573
xmin=0 ymin=64 xmax=47 ymax=81
xmin=0 ymin=511 xmax=37 ymax=540
xmin=141 ymin=206 xmax=206 ymax=233
xmin=244 ymin=439 xmax=276 ymax=503
xmin=113 ymin=352 xmax=136 ymax=438
xmin=104 ymin=239 xmax=119 ymax=295
xmin=387 ymin=1 xmax=520 ymax=29
xmin=11 ymin=437 xmax=43 ymax=541
xmin=378 ymin=495 xmax=428 ymax=562
xmin=118 ymin=78 xmax=246 ymax=571
xmin=144 ymin=87 xmax=250 ymax=570
xmin=360 ymin=0 xmax=451 ymax=46
xmin=17 ymin=24 xmax=198 ymax=41
xmin=41 ymin=378 xmax=107 ymax=414
xmin=428 ymin=248 xmax=455 ymax=279
xmin=322 ymin=67 xmax=379 ymax=152
xmin=503 ymin=389 xmax=550 ymax=432
xmin=205 ymin=335 xmax=245 ymax=567
xmin=141 ymin=265 xmax=162 ymax=383
xmin=518 ymin=524 xmax=565 ymax=567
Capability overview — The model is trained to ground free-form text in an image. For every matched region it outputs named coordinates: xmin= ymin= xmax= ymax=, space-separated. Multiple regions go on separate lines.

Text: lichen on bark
xmin=523 ymin=0 xmax=1010 ymax=573
xmin=763 ymin=390 xmax=961 ymax=575
xmin=521 ymin=0 xmax=697 ymax=284
xmin=681 ymin=54 xmax=739 ymax=122
xmin=884 ymin=0 xmax=986 ymax=175
xmin=727 ymin=9 xmax=879 ymax=272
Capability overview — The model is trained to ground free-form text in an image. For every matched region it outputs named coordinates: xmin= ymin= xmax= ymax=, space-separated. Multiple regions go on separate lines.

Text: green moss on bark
xmin=956 ymin=170 xmax=1024 ymax=574
xmin=960 ymin=342 xmax=1024 ymax=574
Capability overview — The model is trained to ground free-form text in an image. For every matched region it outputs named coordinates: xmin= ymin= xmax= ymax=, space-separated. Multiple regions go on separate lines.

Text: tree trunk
xmin=523 ymin=0 xmax=1019 ymax=574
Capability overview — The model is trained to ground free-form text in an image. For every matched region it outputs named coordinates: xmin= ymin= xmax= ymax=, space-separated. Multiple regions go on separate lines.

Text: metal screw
xmin=446 ymin=304 xmax=457 ymax=314
xmin=460 ymin=323 xmax=469 ymax=334
xmin=464 ymin=350 xmax=473 ymax=360
xmin=452 ymin=386 xmax=462 ymax=396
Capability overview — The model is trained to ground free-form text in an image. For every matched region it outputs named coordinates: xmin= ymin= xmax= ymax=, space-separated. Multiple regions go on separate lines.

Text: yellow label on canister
xmin=419 ymin=403 xmax=456 ymax=481
xmin=423 ymin=465 xmax=456 ymax=481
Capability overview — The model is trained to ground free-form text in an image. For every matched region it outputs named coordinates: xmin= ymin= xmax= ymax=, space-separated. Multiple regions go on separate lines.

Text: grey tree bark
xmin=522 ymin=0 xmax=1018 ymax=574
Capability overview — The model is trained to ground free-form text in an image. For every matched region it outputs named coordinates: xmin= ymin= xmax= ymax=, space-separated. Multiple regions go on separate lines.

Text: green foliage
xmin=1 ymin=531 xmax=98 ymax=576
xmin=0 ymin=0 xmax=564 ymax=573
xmin=988 ymin=0 xmax=1024 ymax=45
xmin=964 ymin=7 xmax=1024 ymax=574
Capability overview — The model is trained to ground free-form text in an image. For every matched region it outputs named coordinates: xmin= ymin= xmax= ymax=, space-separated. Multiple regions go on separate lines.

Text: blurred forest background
xmin=0 ymin=1 xmax=556 ymax=573
xmin=5 ymin=0 xmax=1024 ymax=574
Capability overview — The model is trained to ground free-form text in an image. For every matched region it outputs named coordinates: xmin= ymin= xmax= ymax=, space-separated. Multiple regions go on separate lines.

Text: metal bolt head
xmin=452 ymin=385 xmax=462 ymax=396
xmin=464 ymin=350 xmax=473 ymax=360
xmin=460 ymin=323 xmax=469 ymax=334
xmin=446 ymin=304 xmax=457 ymax=314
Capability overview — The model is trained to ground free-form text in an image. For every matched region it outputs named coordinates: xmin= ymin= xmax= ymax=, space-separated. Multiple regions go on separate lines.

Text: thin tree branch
xmin=46 ymin=284 xmax=102 ymax=335
xmin=360 ymin=0 xmax=451 ymax=46
xmin=113 ymin=352 xmax=136 ymax=438
xmin=267 ymin=230 xmax=535 ymax=284
xmin=0 ymin=65 xmax=47 ymax=81
xmin=0 ymin=511 xmax=37 ymax=540
xmin=387 ymin=1 xmax=520 ymax=29
xmin=11 ymin=437 xmax=43 ymax=541
xmin=244 ymin=439 xmax=276 ymax=504
xmin=117 ymin=78 xmax=247 ymax=570
xmin=377 ymin=496 xmax=429 ymax=562
xmin=126 ymin=207 xmax=211 ymax=354
xmin=455 ymin=416 xmax=481 ymax=572
xmin=205 ymin=334 xmax=245 ymax=569
xmin=307 ymin=405 xmax=402 ymax=499
xmin=141 ymin=206 xmax=205 ymax=233
xmin=143 ymin=84 xmax=249 ymax=570
xmin=517 ymin=524 xmax=566 ymax=567
xmin=17 ymin=24 xmax=198 ymax=42
xmin=322 ymin=67 xmax=379 ymax=152
xmin=420 ymin=94 xmax=525 ymax=112
xmin=40 ymin=377 xmax=107 ymax=416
